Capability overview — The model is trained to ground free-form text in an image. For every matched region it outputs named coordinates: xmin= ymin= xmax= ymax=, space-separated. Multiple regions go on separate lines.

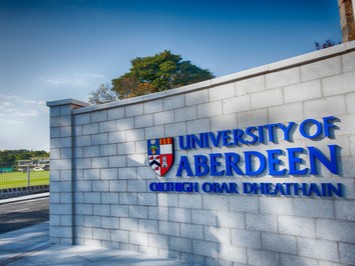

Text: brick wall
xmin=47 ymin=41 xmax=355 ymax=265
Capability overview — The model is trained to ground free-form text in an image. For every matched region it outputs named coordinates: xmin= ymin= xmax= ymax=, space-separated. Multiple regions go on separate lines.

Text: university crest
xmin=147 ymin=137 xmax=174 ymax=176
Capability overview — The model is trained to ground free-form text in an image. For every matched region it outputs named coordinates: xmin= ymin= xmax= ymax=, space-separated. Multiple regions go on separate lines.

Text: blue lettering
xmin=202 ymin=133 xmax=209 ymax=148
xmin=225 ymin=152 xmax=244 ymax=176
xmin=179 ymin=135 xmax=190 ymax=150
xmin=210 ymin=153 xmax=225 ymax=176
xmin=278 ymin=122 xmax=295 ymax=141
xmin=300 ymin=119 xmax=323 ymax=139
xmin=228 ymin=183 xmax=239 ymax=193
xmin=221 ymin=130 xmax=233 ymax=146
xmin=267 ymin=149 xmax=286 ymax=176
xmin=322 ymin=116 xmax=339 ymax=138
xmin=243 ymin=182 xmax=254 ymax=194
xmin=245 ymin=126 xmax=258 ymax=144
xmin=273 ymin=183 xmax=286 ymax=195
xmin=283 ymin=183 xmax=292 ymax=195
xmin=244 ymin=151 xmax=266 ymax=176
xmin=327 ymin=183 xmax=343 ymax=197
xmin=257 ymin=125 xmax=265 ymax=143
xmin=308 ymin=145 xmax=339 ymax=175
xmin=232 ymin=129 xmax=247 ymax=145
xmin=287 ymin=147 xmax=308 ymax=175
xmin=176 ymin=156 xmax=194 ymax=176
xmin=293 ymin=183 xmax=308 ymax=195
xmin=264 ymin=124 xmax=278 ymax=143
xmin=190 ymin=134 xmax=204 ymax=149
xmin=308 ymin=183 xmax=321 ymax=196
xmin=149 ymin=183 xmax=158 ymax=191
xmin=194 ymin=155 xmax=209 ymax=176
xmin=209 ymin=132 xmax=222 ymax=147
xmin=202 ymin=182 xmax=213 ymax=192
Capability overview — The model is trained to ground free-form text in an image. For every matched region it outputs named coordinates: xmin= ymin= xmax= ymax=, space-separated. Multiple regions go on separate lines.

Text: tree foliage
xmin=314 ymin=39 xmax=340 ymax=50
xmin=111 ymin=50 xmax=214 ymax=99
xmin=88 ymin=84 xmax=118 ymax=105
xmin=0 ymin=150 xmax=49 ymax=166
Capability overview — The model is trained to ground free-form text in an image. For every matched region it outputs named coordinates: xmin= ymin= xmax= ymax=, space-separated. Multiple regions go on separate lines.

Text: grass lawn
xmin=0 ymin=171 xmax=49 ymax=189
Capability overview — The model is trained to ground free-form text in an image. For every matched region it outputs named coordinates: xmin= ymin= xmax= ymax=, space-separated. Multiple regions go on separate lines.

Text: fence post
xmin=27 ymin=163 xmax=30 ymax=187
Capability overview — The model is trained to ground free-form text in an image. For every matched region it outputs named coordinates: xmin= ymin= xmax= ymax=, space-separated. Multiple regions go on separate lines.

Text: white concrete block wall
xmin=48 ymin=42 xmax=355 ymax=265
xmin=47 ymin=99 xmax=89 ymax=244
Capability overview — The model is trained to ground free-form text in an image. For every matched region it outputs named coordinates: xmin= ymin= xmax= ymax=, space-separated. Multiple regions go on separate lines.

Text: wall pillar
xmin=47 ymin=99 xmax=89 ymax=245
xmin=339 ymin=0 xmax=355 ymax=42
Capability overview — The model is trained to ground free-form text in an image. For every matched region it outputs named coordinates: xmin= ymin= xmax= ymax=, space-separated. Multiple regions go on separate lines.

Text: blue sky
xmin=0 ymin=0 xmax=341 ymax=151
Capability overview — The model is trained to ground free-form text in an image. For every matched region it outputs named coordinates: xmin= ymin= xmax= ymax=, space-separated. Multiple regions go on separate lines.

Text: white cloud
xmin=0 ymin=109 xmax=40 ymax=118
xmin=0 ymin=95 xmax=49 ymax=151
xmin=39 ymin=73 xmax=105 ymax=88
xmin=42 ymin=77 xmax=88 ymax=87
xmin=83 ymin=73 xmax=105 ymax=78
xmin=0 ymin=95 xmax=47 ymax=118
xmin=23 ymin=99 xmax=46 ymax=105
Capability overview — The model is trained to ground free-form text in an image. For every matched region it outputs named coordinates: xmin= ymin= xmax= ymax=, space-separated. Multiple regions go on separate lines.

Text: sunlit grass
xmin=0 ymin=171 xmax=49 ymax=189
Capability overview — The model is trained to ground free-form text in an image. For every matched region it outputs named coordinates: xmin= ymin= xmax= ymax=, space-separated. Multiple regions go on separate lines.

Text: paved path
xmin=0 ymin=222 xmax=51 ymax=265
xmin=0 ymin=197 xmax=49 ymax=233
xmin=0 ymin=222 xmax=195 ymax=265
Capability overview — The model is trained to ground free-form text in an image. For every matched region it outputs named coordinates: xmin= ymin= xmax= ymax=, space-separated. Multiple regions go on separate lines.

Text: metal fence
xmin=0 ymin=165 xmax=50 ymax=190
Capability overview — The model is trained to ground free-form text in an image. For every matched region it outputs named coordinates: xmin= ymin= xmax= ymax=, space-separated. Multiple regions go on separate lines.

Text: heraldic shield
xmin=147 ymin=137 xmax=174 ymax=176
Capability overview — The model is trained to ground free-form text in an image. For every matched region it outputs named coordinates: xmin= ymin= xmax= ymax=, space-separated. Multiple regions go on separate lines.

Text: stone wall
xmin=47 ymin=41 xmax=355 ymax=265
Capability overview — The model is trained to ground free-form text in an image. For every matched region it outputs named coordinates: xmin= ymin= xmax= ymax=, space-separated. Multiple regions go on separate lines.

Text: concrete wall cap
xmin=47 ymin=98 xmax=89 ymax=108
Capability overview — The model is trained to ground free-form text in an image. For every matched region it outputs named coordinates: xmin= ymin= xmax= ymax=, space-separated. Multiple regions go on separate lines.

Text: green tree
xmin=314 ymin=39 xmax=340 ymax=50
xmin=0 ymin=149 xmax=50 ymax=166
xmin=88 ymin=84 xmax=118 ymax=104
xmin=15 ymin=152 xmax=31 ymax=160
xmin=31 ymin=150 xmax=50 ymax=157
xmin=0 ymin=151 xmax=16 ymax=165
xmin=111 ymin=50 xmax=214 ymax=100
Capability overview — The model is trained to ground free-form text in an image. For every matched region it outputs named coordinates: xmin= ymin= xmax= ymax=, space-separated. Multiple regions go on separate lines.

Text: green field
xmin=0 ymin=171 xmax=49 ymax=189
